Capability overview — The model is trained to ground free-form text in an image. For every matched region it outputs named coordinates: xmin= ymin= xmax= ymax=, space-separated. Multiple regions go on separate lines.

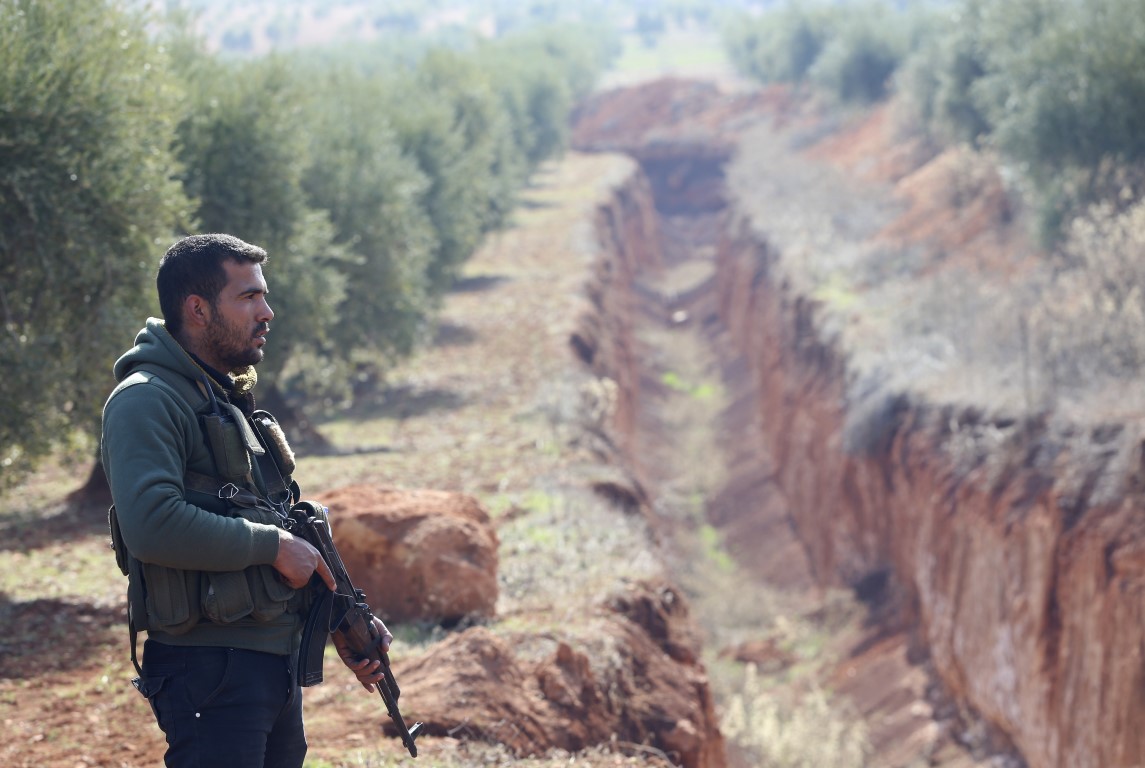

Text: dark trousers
xmin=137 ymin=640 xmax=307 ymax=768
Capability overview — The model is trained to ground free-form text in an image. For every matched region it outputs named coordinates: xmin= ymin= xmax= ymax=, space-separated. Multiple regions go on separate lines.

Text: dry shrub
xmin=1034 ymin=197 xmax=1145 ymax=395
xmin=722 ymin=665 xmax=870 ymax=768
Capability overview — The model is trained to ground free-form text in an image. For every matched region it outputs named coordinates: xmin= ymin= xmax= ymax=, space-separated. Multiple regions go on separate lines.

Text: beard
xmin=204 ymin=313 xmax=267 ymax=372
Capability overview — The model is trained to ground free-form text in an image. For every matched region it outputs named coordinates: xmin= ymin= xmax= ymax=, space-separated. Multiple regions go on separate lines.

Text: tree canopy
xmin=726 ymin=0 xmax=1145 ymax=240
xmin=0 ymin=0 xmax=190 ymax=484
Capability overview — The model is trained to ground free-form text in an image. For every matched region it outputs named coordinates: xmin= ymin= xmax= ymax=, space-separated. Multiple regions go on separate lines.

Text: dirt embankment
xmin=715 ymin=221 xmax=1145 ymax=767
xmin=573 ymin=78 xmax=1145 ymax=768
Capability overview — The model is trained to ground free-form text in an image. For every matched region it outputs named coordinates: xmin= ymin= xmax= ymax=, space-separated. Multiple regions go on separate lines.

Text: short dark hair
xmin=157 ymin=234 xmax=268 ymax=336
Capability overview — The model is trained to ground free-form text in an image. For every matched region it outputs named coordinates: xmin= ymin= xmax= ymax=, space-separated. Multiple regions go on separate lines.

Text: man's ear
xmin=182 ymin=294 xmax=212 ymax=330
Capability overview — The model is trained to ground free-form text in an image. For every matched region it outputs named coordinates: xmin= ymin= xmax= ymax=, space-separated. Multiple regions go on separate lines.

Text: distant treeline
xmin=724 ymin=0 xmax=1145 ymax=239
xmin=0 ymin=0 xmax=617 ymax=486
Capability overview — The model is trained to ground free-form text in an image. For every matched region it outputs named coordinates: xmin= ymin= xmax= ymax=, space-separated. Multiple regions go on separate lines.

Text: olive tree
xmin=171 ymin=49 xmax=348 ymax=388
xmin=300 ymin=67 xmax=438 ymax=371
xmin=0 ymin=0 xmax=190 ymax=487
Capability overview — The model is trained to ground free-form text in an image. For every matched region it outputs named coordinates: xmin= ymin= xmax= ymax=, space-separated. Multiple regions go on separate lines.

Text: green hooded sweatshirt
xmin=102 ymin=318 xmax=301 ymax=655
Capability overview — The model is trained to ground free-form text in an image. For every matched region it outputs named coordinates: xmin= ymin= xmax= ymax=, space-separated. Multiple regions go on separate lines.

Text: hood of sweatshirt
xmin=113 ymin=318 xmax=202 ymax=384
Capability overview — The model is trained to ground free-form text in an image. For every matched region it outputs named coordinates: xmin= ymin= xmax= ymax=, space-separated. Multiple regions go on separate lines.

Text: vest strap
xmin=184 ymin=470 xmax=281 ymax=517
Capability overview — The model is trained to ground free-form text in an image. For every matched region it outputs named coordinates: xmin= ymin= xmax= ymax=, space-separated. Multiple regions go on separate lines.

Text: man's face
xmin=203 ymin=259 xmax=274 ymax=372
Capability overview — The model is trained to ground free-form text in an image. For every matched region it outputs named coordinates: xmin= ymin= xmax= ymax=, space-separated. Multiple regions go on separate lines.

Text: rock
xmin=387 ymin=627 xmax=554 ymax=747
xmin=391 ymin=578 xmax=725 ymax=768
xmin=321 ymin=485 xmax=498 ymax=624
xmin=608 ymin=579 xmax=699 ymax=664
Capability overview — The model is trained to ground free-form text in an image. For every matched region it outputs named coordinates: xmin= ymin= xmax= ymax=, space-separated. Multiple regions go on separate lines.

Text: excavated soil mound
xmin=323 ymin=485 xmax=499 ymax=624
xmin=394 ymin=579 xmax=723 ymax=767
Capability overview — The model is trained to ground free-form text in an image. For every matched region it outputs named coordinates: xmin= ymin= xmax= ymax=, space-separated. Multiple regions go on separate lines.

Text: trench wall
xmin=574 ymin=162 xmax=730 ymax=768
xmin=712 ymin=214 xmax=1145 ymax=768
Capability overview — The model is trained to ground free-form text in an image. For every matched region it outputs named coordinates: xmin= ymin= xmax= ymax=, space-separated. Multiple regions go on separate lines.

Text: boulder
xmin=321 ymin=485 xmax=498 ymax=624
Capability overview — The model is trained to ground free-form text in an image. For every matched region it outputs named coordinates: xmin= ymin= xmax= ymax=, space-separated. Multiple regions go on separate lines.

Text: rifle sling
xmin=183 ymin=471 xmax=282 ymax=517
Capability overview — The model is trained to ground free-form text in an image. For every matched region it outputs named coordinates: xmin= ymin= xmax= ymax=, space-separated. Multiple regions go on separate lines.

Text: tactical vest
xmin=107 ymin=363 xmax=304 ymax=672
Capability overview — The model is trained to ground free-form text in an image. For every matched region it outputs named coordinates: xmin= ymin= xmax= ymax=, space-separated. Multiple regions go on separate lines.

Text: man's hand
xmin=273 ymin=528 xmax=336 ymax=590
xmin=333 ymin=616 xmax=393 ymax=692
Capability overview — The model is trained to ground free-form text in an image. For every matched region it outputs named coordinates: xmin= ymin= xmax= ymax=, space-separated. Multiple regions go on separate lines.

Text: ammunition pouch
xmin=251 ymin=410 xmax=296 ymax=477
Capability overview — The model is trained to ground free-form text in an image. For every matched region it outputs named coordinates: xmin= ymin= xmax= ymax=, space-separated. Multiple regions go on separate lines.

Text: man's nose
xmin=260 ymin=299 xmax=274 ymax=322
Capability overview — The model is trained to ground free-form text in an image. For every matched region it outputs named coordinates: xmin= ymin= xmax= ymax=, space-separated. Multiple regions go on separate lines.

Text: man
xmin=102 ymin=233 xmax=390 ymax=767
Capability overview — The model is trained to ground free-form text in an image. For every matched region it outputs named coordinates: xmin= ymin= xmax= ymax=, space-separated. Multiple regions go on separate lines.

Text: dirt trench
xmin=570 ymin=80 xmax=1018 ymax=768
xmin=570 ymin=134 xmax=950 ymax=768
xmin=575 ymin=75 xmax=1145 ymax=768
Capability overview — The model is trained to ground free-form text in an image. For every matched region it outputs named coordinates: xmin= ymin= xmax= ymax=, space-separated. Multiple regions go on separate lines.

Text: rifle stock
xmin=289 ymin=501 xmax=423 ymax=757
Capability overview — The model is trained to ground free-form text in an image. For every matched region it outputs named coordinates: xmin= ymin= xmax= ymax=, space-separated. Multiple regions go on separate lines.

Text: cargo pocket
xmin=132 ymin=673 xmax=170 ymax=722
xmin=202 ymin=570 xmax=254 ymax=624
xmin=142 ymin=563 xmax=200 ymax=635
xmin=132 ymin=673 xmax=167 ymax=699
xmin=249 ymin=564 xmax=295 ymax=622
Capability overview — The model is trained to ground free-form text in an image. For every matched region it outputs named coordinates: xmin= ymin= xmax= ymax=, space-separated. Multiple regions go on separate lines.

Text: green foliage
xmin=635 ymin=9 xmax=667 ymax=48
xmin=0 ymin=0 xmax=190 ymax=486
xmin=896 ymin=5 xmax=991 ymax=144
xmin=698 ymin=524 xmax=735 ymax=572
xmin=475 ymin=26 xmax=611 ymax=170
xmin=170 ymin=50 xmax=348 ymax=382
xmin=300 ymin=67 xmax=436 ymax=366
xmin=258 ymin=25 xmax=616 ymax=385
xmin=975 ymin=0 xmax=1145 ymax=175
xmin=724 ymin=0 xmax=1145 ymax=240
xmin=807 ymin=3 xmax=914 ymax=104
xmin=502 ymin=22 xmax=620 ymax=102
xmin=167 ymin=20 xmax=616 ymax=389
xmin=897 ymin=0 xmax=1145 ymax=239
xmin=724 ymin=4 xmax=831 ymax=85
xmin=0 ymin=4 xmax=617 ymax=483
xmin=408 ymin=48 xmax=523 ymax=286
xmin=723 ymin=1 xmax=931 ymax=104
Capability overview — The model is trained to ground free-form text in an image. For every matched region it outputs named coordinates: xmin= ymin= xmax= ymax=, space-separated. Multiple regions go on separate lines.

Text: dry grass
xmin=728 ymin=95 xmax=1145 ymax=427
xmin=723 ymin=665 xmax=870 ymax=768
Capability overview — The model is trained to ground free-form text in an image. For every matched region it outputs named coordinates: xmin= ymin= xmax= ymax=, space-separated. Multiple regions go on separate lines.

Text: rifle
xmin=289 ymin=500 xmax=424 ymax=757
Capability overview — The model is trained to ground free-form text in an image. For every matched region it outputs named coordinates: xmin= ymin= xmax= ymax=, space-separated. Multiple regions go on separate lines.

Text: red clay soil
xmin=808 ymin=103 xmax=1041 ymax=280
xmin=570 ymin=78 xmax=761 ymax=154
